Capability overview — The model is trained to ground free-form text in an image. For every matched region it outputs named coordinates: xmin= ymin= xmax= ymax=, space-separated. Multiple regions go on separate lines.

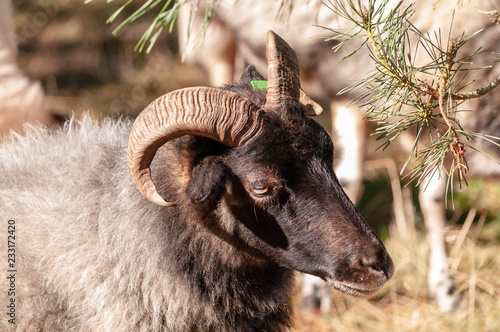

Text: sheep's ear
xmin=186 ymin=156 xmax=227 ymax=209
xmin=239 ymin=65 xmax=265 ymax=84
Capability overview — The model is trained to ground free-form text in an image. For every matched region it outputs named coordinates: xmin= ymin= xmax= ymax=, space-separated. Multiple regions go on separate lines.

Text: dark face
xmin=185 ymin=103 xmax=394 ymax=297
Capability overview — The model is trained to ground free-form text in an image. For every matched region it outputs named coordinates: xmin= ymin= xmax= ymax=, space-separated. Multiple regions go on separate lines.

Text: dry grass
xmin=292 ymin=175 xmax=500 ymax=332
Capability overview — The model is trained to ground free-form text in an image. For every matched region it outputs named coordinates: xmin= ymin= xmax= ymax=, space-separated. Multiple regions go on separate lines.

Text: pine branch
xmin=85 ymin=0 xmax=221 ymax=53
xmin=324 ymin=0 xmax=500 ymax=188
xmin=476 ymin=8 xmax=500 ymax=24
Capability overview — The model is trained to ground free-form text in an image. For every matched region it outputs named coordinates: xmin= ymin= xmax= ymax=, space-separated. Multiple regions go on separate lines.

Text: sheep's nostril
xmin=358 ymin=256 xmax=379 ymax=272
xmin=359 ymin=251 xmax=394 ymax=280
xmin=361 ymin=259 xmax=382 ymax=273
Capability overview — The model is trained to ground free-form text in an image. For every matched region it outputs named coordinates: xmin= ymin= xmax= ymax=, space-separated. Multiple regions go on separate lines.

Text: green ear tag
xmin=251 ymin=80 xmax=268 ymax=90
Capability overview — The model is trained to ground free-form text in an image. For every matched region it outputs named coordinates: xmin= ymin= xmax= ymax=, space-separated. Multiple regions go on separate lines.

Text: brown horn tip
xmin=300 ymin=88 xmax=323 ymax=116
xmin=265 ymin=30 xmax=301 ymax=109
xmin=127 ymin=87 xmax=263 ymax=207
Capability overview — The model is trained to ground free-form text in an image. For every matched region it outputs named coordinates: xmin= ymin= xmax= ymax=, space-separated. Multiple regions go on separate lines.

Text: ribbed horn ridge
xmin=265 ymin=30 xmax=301 ymax=109
xmin=127 ymin=87 xmax=263 ymax=206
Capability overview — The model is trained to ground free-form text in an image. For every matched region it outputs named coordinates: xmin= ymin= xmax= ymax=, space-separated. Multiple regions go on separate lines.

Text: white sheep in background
xmin=0 ymin=0 xmax=52 ymax=139
xmin=178 ymin=0 xmax=500 ymax=312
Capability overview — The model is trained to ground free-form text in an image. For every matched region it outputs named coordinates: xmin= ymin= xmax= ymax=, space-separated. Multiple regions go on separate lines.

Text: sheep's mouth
xmin=325 ymin=278 xmax=383 ymax=298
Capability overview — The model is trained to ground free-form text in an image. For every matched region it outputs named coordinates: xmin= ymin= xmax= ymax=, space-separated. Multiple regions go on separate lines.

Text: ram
xmin=0 ymin=31 xmax=393 ymax=331
xmin=178 ymin=0 xmax=500 ymax=312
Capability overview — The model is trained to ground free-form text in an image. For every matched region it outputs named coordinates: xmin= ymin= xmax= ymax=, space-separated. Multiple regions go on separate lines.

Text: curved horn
xmin=127 ymin=87 xmax=263 ymax=207
xmin=265 ymin=30 xmax=301 ymax=109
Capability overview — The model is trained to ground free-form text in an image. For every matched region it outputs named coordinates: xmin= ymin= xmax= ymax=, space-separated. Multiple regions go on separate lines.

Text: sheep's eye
xmin=249 ymin=182 xmax=274 ymax=196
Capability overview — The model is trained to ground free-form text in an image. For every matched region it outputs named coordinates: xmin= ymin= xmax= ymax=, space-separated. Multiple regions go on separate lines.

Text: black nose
xmin=380 ymin=251 xmax=394 ymax=279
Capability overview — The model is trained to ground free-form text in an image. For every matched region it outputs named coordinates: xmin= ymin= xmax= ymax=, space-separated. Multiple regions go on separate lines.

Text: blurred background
xmin=8 ymin=0 xmax=500 ymax=331
xmin=14 ymin=0 xmax=207 ymax=118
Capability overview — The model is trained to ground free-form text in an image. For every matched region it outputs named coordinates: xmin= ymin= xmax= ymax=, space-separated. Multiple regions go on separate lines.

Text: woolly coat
xmin=0 ymin=117 xmax=295 ymax=331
